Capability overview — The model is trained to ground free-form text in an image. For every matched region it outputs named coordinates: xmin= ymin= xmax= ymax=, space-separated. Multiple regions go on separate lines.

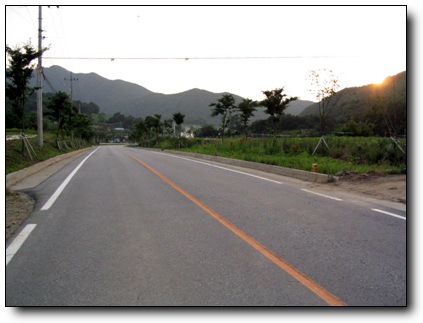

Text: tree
xmin=130 ymin=119 xmax=147 ymax=143
xmin=45 ymin=91 xmax=77 ymax=138
xmin=260 ymin=88 xmax=298 ymax=137
xmin=6 ymin=43 xmax=46 ymax=152
xmin=173 ymin=112 xmax=185 ymax=132
xmin=144 ymin=114 xmax=162 ymax=146
xmin=108 ymin=112 xmax=126 ymax=125
xmin=210 ymin=94 xmax=236 ymax=143
xmin=79 ymin=101 xmax=100 ymax=116
xmin=173 ymin=112 xmax=185 ymax=148
xmin=307 ymin=69 xmax=342 ymax=136
xmin=193 ymin=125 xmax=219 ymax=138
xmin=153 ymin=114 xmax=163 ymax=136
xmin=237 ymin=98 xmax=258 ymax=140
xmin=72 ymin=114 xmax=94 ymax=140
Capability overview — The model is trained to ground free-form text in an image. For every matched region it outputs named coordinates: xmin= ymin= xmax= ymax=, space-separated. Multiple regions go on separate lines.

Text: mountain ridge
xmin=299 ymin=71 xmax=406 ymax=121
xmin=32 ymin=65 xmax=313 ymax=125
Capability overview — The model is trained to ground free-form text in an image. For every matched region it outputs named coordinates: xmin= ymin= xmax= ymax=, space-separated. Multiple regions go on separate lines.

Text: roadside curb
xmin=136 ymin=147 xmax=335 ymax=183
xmin=6 ymin=147 xmax=94 ymax=189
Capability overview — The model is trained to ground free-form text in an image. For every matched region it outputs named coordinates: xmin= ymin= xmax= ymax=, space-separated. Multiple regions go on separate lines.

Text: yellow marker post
xmin=312 ymin=164 xmax=318 ymax=172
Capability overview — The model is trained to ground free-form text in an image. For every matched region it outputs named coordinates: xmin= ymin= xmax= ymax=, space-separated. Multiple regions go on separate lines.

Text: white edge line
xmin=6 ymin=224 xmax=37 ymax=266
xmin=301 ymin=189 xmax=343 ymax=201
xmin=371 ymin=208 xmax=406 ymax=220
xmin=40 ymin=147 xmax=101 ymax=211
xmin=150 ymin=151 xmax=284 ymax=185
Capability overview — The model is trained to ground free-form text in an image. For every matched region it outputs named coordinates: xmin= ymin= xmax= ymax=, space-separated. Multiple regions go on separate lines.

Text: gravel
xmin=6 ymin=191 xmax=35 ymax=240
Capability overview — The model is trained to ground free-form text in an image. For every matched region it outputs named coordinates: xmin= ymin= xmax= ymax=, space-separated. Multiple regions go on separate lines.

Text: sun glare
xmin=373 ymin=79 xmax=385 ymax=86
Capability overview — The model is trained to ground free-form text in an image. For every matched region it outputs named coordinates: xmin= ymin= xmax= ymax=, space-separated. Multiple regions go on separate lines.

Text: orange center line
xmin=118 ymin=148 xmax=347 ymax=306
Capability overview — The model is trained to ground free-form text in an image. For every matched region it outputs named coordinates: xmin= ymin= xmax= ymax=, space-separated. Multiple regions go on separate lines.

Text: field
xmin=154 ymin=136 xmax=406 ymax=175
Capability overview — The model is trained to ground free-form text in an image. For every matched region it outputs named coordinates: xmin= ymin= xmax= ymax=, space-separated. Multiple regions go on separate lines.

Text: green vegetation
xmin=130 ymin=88 xmax=406 ymax=176
xmin=6 ymin=133 xmax=93 ymax=175
xmin=142 ymin=136 xmax=406 ymax=175
xmin=6 ymin=43 xmax=46 ymax=136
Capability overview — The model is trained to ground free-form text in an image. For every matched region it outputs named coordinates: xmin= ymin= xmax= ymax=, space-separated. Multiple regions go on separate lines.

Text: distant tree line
xmin=129 ymin=112 xmax=186 ymax=147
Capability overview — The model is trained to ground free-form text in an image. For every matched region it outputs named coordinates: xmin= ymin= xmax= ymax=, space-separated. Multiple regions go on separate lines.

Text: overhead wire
xmin=25 ymin=6 xmax=37 ymax=29
xmin=44 ymin=7 xmax=69 ymax=92
xmin=43 ymin=55 xmax=370 ymax=61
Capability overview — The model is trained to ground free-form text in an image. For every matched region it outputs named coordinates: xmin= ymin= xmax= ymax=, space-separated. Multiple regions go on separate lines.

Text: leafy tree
xmin=337 ymin=118 xmax=374 ymax=137
xmin=163 ymin=119 xmax=174 ymax=136
xmin=193 ymin=125 xmax=219 ymax=138
xmin=173 ymin=112 xmax=185 ymax=147
xmin=153 ymin=114 xmax=163 ymax=135
xmin=237 ymin=98 xmax=258 ymax=140
xmin=122 ymin=115 xmax=137 ymax=129
xmin=72 ymin=114 xmax=94 ymax=140
xmin=260 ymin=88 xmax=298 ymax=137
xmin=6 ymin=43 xmax=46 ymax=151
xmin=108 ymin=112 xmax=126 ymax=125
xmin=45 ymin=91 xmax=77 ymax=138
xmin=144 ymin=114 xmax=162 ymax=146
xmin=131 ymin=119 xmax=147 ymax=142
xmin=210 ymin=94 xmax=236 ymax=143
xmin=173 ymin=112 xmax=185 ymax=131
xmin=307 ymin=69 xmax=342 ymax=136
xmin=78 ymin=101 xmax=100 ymax=116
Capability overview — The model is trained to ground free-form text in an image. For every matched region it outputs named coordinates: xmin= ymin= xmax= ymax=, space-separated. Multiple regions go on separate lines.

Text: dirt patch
xmin=327 ymin=173 xmax=406 ymax=204
xmin=6 ymin=190 xmax=35 ymax=240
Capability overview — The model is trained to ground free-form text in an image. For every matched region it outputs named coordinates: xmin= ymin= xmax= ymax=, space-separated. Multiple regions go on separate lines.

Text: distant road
xmin=6 ymin=146 xmax=406 ymax=306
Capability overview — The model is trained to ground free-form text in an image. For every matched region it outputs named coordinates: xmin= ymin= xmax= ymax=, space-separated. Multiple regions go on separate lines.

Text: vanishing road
xmin=6 ymin=146 xmax=406 ymax=306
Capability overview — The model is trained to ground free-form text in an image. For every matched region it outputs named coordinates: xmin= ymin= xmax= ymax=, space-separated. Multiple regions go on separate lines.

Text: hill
xmin=285 ymin=100 xmax=314 ymax=116
xmin=32 ymin=65 xmax=314 ymax=125
xmin=300 ymin=71 xmax=406 ymax=123
xmin=36 ymin=65 xmax=154 ymax=111
xmin=32 ymin=66 xmax=246 ymax=125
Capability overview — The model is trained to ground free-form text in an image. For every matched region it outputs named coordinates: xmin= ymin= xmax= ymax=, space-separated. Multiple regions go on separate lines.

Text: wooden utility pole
xmin=64 ymin=72 xmax=79 ymax=111
xmin=36 ymin=6 xmax=43 ymax=147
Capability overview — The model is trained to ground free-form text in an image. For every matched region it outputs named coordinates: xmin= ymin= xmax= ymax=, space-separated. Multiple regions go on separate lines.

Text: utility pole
xmin=64 ymin=72 xmax=79 ymax=112
xmin=36 ymin=5 xmax=43 ymax=147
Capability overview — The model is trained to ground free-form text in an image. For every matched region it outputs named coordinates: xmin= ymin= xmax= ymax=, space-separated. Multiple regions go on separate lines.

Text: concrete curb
xmin=137 ymin=148 xmax=335 ymax=183
xmin=6 ymin=147 xmax=94 ymax=189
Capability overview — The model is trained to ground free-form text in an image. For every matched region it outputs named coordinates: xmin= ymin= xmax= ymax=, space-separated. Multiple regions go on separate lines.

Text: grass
xmin=6 ymin=133 xmax=93 ymax=175
xmin=147 ymin=136 xmax=406 ymax=175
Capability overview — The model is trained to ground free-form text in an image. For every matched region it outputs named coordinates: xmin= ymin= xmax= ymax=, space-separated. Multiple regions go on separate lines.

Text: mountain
xmin=299 ymin=71 xmax=406 ymax=122
xmin=32 ymin=66 xmax=246 ymax=125
xmin=32 ymin=65 xmax=154 ymax=112
xmin=32 ymin=65 xmax=314 ymax=125
xmin=119 ymin=88 xmax=246 ymax=125
xmin=285 ymin=100 xmax=314 ymax=116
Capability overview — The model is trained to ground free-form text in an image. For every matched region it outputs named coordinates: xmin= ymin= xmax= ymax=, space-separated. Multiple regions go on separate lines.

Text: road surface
xmin=6 ymin=146 xmax=406 ymax=306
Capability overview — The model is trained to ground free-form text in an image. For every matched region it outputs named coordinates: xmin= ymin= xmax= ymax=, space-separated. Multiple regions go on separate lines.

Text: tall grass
xmin=6 ymin=133 xmax=93 ymax=174
xmin=152 ymin=136 xmax=406 ymax=175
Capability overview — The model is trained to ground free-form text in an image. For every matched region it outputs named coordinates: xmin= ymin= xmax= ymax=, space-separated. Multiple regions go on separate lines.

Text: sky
xmin=5 ymin=4 xmax=407 ymax=103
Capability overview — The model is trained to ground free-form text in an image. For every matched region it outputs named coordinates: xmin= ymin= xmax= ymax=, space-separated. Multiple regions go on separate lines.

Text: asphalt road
xmin=6 ymin=146 xmax=406 ymax=306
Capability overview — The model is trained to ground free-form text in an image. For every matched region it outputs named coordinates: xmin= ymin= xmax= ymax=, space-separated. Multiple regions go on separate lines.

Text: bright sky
xmin=6 ymin=5 xmax=406 ymax=102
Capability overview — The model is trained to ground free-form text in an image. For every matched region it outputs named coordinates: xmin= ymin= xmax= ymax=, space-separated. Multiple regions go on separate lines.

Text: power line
xmin=41 ymin=69 xmax=57 ymax=92
xmin=43 ymin=55 xmax=370 ymax=61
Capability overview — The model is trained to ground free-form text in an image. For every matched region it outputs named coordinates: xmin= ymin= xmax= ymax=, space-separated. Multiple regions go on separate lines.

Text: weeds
xmin=148 ymin=136 xmax=406 ymax=175
xmin=6 ymin=133 xmax=93 ymax=175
